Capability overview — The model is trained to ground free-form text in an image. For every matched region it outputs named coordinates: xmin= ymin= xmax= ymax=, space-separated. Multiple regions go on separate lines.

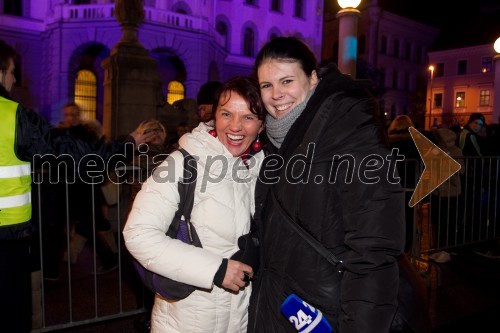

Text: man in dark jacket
xmin=0 ymin=40 xmax=152 ymax=332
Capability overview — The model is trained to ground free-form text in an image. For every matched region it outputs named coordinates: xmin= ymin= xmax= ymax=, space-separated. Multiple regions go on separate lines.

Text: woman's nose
xmin=229 ymin=117 xmax=242 ymax=131
xmin=272 ymin=87 xmax=283 ymax=100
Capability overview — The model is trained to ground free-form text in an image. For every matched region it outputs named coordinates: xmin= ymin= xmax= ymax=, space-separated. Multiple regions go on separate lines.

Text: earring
xmin=251 ymin=135 xmax=262 ymax=152
xmin=208 ymin=129 xmax=217 ymax=137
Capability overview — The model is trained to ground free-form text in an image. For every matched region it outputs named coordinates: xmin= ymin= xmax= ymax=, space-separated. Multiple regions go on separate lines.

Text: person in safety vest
xmin=0 ymin=40 xmax=154 ymax=332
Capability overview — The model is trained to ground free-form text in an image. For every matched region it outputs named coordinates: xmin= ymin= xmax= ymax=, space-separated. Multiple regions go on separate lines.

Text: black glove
xmin=230 ymin=231 xmax=260 ymax=276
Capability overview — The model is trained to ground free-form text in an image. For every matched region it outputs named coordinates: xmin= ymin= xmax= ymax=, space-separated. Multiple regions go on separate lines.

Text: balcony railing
xmin=60 ymin=4 xmax=207 ymax=32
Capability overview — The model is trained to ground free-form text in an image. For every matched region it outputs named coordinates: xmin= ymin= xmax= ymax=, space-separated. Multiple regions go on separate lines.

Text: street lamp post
xmin=337 ymin=0 xmax=361 ymax=78
xmin=493 ymin=37 xmax=500 ymax=124
xmin=428 ymin=65 xmax=434 ymax=130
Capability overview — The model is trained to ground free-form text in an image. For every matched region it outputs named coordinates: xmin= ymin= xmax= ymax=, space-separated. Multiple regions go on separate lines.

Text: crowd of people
xmin=5 ymin=34 xmax=499 ymax=333
xmin=387 ymin=112 xmax=500 ymax=263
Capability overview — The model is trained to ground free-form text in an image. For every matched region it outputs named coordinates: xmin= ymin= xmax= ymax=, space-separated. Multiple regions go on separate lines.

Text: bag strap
xmin=176 ymin=148 xmax=197 ymax=220
xmin=167 ymin=148 xmax=197 ymax=243
xmin=271 ymin=188 xmax=344 ymax=273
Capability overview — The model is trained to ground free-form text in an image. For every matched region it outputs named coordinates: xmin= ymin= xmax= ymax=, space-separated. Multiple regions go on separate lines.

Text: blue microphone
xmin=281 ymin=294 xmax=333 ymax=333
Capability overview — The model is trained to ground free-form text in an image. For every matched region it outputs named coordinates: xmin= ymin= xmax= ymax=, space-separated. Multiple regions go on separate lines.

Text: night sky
xmin=325 ymin=0 xmax=500 ymax=50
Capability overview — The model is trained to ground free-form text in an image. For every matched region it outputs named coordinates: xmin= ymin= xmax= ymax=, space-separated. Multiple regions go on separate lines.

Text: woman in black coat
xmin=247 ymin=37 xmax=427 ymax=333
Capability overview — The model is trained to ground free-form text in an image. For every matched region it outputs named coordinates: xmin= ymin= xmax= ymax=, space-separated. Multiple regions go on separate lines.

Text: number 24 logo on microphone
xmin=288 ymin=300 xmax=315 ymax=330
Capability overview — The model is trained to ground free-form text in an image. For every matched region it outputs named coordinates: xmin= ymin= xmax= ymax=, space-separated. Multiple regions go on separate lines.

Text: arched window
xmin=74 ymin=69 xmax=97 ymax=120
xmin=271 ymin=0 xmax=281 ymax=12
xmin=3 ymin=0 xmax=23 ymax=16
xmin=294 ymin=0 xmax=304 ymax=18
xmin=243 ymin=28 xmax=255 ymax=57
xmin=216 ymin=21 xmax=228 ymax=49
xmin=167 ymin=81 xmax=185 ymax=104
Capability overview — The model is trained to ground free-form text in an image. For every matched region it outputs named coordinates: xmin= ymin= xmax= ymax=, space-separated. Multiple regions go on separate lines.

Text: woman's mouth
xmin=274 ymin=103 xmax=293 ymax=116
xmin=227 ymin=133 xmax=244 ymax=144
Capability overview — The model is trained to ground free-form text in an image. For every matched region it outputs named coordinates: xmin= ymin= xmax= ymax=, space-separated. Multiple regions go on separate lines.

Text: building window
xmin=455 ymin=92 xmax=465 ymax=108
xmin=404 ymin=43 xmax=411 ymax=61
xmin=392 ymin=70 xmax=399 ymax=89
xmin=380 ymin=68 xmax=386 ymax=88
xmin=434 ymin=93 xmax=443 ymax=108
xmin=74 ymin=69 xmax=97 ymax=121
xmin=245 ymin=0 xmax=256 ymax=5
xmin=216 ymin=21 xmax=228 ymax=49
xmin=271 ymin=0 xmax=281 ymax=12
xmin=243 ymin=27 xmax=255 ymax=57
xmin=167 ymin=81 xmax=184 ymax=105
xmin=393 ymin=39 xmax=400 ymax=58
xmin=457 ymin=60 xmax=467 ymax=75
xmin=381 ymin=36 xmax=387 ymax=55
xmin=294 ymin=0 xmax=304 ymax=18
xmin=435 ymin=63 xmax=444 ymax=77
xmin=415 ymin=45 xmax=422 ymax=63
xmin=481 ymin=57 xmax=493 ymax=73
xmin=3 ymin=0 xmax=22 ymax=16
xmin=479 ymin=90 xmax=490 ymax=106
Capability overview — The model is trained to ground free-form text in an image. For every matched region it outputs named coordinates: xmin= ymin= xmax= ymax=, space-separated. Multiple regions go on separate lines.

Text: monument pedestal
xmin=101 ymin=0 xmax=162 ymax=138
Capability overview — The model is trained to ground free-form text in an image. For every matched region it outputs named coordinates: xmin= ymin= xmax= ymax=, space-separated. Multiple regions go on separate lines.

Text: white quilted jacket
xmin=123 ymin=122 xmax=264 ymax=333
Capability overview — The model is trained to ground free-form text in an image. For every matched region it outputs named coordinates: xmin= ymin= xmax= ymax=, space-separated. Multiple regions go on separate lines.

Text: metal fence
xmin=29 ymin=156 xmax=500 ymax=331
xmin=30 ymin=168 xmax=147 ymax=332
xmin=409 ymin=156 xmax=500 ymax=259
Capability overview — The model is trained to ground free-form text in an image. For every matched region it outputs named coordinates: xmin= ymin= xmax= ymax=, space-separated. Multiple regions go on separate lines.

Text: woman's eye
xmin=245 ymin=115 xmax=255 ymax=121
xmin=221 ymin=112 xmax=230 ymax=117
xmin=283 ymin=79 xmax=292 ymax=85
xmin=260 ymin=83 xmax=270 ymax=89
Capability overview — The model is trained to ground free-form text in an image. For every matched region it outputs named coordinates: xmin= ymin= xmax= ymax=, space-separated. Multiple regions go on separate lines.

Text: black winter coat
xmin=247 ymin=66 xmax=405 ymax=333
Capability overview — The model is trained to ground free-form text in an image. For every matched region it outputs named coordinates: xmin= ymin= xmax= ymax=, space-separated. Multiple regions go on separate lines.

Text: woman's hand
xmin=222 ymin=260 xmax=253 ymax=292
xmin=130 ymin=125 xmax=156 ymax=145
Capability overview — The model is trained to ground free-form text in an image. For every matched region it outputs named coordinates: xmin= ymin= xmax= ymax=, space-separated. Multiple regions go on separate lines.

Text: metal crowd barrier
xmin=30 ymin=167 xmax=147 ymax=332
xmin=29 ymin=156 xmax=500 ymax=331
xmin=410 ymin=156 xmax=500 ymax=261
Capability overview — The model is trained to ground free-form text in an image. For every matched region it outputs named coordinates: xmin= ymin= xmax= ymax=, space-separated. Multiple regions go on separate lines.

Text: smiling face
xmin=0 ymin=58 xmax=16 ymax=93
xmin=215 ymin=91 xmax=263 ymax=157
xmin=257 ymin=59 xmax=318 ymax=119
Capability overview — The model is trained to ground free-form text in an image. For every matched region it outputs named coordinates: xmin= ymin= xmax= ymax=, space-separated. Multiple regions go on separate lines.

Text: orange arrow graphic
xmin=408 ymin=127 xmax=461 ymax=207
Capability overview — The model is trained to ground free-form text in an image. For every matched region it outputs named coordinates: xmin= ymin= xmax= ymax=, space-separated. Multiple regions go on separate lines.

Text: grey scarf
xmin=266 ymin=88 xmax=316 ymax=148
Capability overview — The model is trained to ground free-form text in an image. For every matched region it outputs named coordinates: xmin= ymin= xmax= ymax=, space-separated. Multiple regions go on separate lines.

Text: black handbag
xmin=133 ymin=148 xmax=202 ymax=301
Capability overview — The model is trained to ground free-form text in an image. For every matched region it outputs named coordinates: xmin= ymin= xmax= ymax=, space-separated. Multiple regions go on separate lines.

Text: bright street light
xmin=338 ymin=0 xmax=361 ymax=9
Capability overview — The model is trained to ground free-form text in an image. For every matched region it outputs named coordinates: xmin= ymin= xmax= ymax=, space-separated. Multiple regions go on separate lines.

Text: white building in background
xmin=0 ymin=0 xmax=323 ymax=124
xmin=427 ymin=44 xmax=497 ymax=128
xmin=323 ymin=0 xmax=439 ymax=127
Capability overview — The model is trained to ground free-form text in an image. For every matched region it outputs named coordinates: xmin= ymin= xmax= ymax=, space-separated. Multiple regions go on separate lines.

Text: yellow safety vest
xmin=0 ymin=96 xmax=31 ymax=226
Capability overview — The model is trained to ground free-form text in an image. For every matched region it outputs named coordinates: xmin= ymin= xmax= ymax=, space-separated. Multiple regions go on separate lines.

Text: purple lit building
xmin=1 ymin=0 xmax=323 ymax=125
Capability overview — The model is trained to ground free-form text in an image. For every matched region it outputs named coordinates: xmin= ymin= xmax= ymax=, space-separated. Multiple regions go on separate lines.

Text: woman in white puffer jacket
xmin=123 ymin=76 xmax=266 ymax=333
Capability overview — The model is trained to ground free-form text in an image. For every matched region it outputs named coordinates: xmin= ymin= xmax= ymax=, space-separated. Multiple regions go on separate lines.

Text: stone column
xmin=101 ymin=0 xmax=162 ymax=138
xmin=494 ymin=53 xmax=500 ymax=124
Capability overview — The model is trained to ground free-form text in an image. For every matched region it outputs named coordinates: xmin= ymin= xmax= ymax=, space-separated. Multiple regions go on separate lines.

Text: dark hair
xmin=466 ymin=112 xmax=485 ymax=125
xmin=208 ymin=76 xmax=266 ymax=122
xmin=197 ymin=81 xmax=222 ymax=105
xmin=253 ymin=36 xmax=318 ymax=79
xmin=0 ymin=40 xmax=17 ymax=72
xmin=63 ymin=102 xmax=80 ymax=110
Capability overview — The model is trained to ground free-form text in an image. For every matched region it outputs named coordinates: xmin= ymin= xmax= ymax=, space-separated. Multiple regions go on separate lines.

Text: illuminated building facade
xmin=1 ymin=0 xmax=323 ymax=124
